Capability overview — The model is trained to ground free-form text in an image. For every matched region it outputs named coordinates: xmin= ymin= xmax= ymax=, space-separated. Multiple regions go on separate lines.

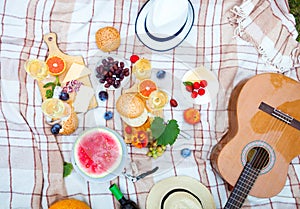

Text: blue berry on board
xmin=156 ymin=70 xmax=166 ymax=79
xmin=104 ymin=111 xmax=113 ymax=120
xmin=181 ymin=148 xmax=191 ymax=158
xmin=51 ymin=123 xmax=62 ymax=135
xmin=98 ymin=91 xmax=108 ymax=101
xmin=59 ymin=92 xmax=69 ymax=101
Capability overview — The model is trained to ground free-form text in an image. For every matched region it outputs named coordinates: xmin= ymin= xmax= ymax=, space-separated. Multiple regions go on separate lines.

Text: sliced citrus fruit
xmin=138 ymin=79 xmax=157 ymax=98
xmin=46 ymin=56 xmax=66 ymax=76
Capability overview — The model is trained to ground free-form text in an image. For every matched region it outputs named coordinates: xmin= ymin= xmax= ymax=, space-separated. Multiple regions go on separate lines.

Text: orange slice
xmin=46 ymin=56 xmax=66 ymax=76
xmin=138 ymin=79 xmax=157 ymax=98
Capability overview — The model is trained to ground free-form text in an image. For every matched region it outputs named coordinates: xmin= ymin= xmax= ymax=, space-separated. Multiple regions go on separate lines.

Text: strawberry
xmin=193 ymin=81 xmax=200 ymax=89
xmin=200 ymin=80 xmax=208 ymax=88
xmin=191 ymin=91 xmax=198 ymax=98
xmin=198 ymin=88 xmax=205 ymax=96
xmin=185 ymin=85 xmax=193 ymax=92
xmin=130 ymin=55 xmax=139 ymax=64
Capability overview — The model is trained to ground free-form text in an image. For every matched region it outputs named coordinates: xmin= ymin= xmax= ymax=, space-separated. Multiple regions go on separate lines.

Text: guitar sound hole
xmin=247 ymin=147 xmax=270 ymax=170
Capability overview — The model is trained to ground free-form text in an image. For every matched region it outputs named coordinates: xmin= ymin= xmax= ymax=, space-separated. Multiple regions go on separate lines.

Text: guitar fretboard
xmin=224 ymin=163 xmax=261 ymax=209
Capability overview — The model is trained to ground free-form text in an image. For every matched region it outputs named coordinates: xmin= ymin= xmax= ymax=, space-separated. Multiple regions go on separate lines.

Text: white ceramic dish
xmin=71 ymin=127 xmax=128 ymax=183
xmin=181 ymin=66 xmax=219 ymax=105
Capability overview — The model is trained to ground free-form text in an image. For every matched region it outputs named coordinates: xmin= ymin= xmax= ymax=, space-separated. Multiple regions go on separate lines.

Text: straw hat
xmin=135 ymin=0 xmax=194 ymax=51
xmin=146 ymin=176 xmax=216 ymax=209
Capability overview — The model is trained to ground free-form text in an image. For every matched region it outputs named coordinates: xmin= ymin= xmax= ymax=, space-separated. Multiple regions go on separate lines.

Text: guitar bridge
xmin=259 ymin=102 xmax=300 ymax=130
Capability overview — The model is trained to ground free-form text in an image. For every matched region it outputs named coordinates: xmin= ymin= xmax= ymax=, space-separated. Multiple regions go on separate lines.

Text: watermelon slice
xmin=73 ymin=128 xmax=126 ymax=180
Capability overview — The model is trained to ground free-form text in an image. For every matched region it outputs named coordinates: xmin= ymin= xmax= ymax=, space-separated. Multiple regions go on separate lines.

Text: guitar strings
xmin=241 ymin=114 xmax=288 ymax=195
xmin=230 ymin=113 xmax=281 ymax=202
xmin=252 ymin=116 xmax=288 ymax=171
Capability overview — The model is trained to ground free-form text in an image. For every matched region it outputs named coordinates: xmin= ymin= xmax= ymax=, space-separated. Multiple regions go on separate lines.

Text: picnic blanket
xmin=0 ymin=0 xmax=299 ymax=208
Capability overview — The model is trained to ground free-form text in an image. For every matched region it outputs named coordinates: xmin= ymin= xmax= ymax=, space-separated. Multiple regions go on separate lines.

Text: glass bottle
xmin=109 ymin=184 xmax=140 ymax=209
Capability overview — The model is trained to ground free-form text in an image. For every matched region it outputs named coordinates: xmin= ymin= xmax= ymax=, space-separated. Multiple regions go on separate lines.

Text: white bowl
xmin=71 ymin=127 xmax=128 ymax=183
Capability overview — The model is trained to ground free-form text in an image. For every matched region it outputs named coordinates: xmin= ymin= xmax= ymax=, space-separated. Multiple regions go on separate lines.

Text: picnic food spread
xmin=5 ymin=0 xmax=299 ymax=208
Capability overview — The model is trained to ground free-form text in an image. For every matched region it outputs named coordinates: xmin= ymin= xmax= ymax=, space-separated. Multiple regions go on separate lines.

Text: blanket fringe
xmin=228 ymin=0 xmax=296 ymax=73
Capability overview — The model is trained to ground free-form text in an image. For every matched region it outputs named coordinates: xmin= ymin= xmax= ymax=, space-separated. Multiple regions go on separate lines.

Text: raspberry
xmin=193 ymin=82 xmax=200 ymax=89
xmin=191 ymin=91 xmax=198 ymax=98
xmin=200 ymin=80 xmax=208 ymax=88
xmin=130 ymin=55 xmax=139 ymax=64
xmin=198 ymin=88 xmax=205 ymax=96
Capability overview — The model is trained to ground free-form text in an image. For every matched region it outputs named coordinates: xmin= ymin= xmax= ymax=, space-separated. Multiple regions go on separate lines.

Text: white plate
xmin=181 ymin=66 xmax=219 ymax=104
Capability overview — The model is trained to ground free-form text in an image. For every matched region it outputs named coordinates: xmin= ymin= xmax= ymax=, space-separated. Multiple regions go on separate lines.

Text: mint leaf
xmin=63 ymin=161 xmax=73 ymax=177
xmin=45 ymin=89 xmax=53 ymax=98
xmin=43 ymin=82 xmax=56 ymax=88
xmin=183 ymin=81 xmax=193 ymax=86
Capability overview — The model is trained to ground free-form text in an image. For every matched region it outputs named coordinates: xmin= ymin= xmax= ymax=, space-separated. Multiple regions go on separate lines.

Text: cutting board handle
xmin=43 ymin=32 xmax=62 ymax=55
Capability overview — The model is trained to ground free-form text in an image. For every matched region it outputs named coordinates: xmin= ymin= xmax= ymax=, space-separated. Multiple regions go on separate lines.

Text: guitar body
xmin=211 ymin=73 xmax=300 ymax=198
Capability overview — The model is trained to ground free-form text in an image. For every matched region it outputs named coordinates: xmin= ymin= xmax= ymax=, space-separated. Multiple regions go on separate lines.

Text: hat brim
xmin=135 ymin=0 xmax=194 ymax=52
xmin=146 ymin=176 xmax=216 ymax=209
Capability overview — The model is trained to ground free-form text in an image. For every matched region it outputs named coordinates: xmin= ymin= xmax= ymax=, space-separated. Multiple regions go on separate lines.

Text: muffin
xmin=95 ymin=26 xmax=121 ymax=52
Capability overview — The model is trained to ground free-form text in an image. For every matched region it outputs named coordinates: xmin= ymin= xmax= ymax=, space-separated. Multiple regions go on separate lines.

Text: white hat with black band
xmin=146 ymin=176 xmax=216 ymax=209
xmin=135 ymin=0 xmax=195 ymax=52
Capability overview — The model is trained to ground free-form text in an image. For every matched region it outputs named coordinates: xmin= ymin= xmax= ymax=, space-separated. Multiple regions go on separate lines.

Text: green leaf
xmin=183 ymin=81 xmax=193 ymax=86
xmin=150 ymin=117 xmax=180 ymax=146
xmin=45 ymin=89 xmax=53 ymax=98
xmin=63 ymin=161 xmax=73 ymax=177
xmin=150 ymin=117 xmax=166 ymax=139
xmin=43 ymin=82 xmax=56 ymax=88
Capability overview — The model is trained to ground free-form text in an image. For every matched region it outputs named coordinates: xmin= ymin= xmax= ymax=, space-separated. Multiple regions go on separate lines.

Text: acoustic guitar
xmin=210 ymin=73 xmax=300 ymax=209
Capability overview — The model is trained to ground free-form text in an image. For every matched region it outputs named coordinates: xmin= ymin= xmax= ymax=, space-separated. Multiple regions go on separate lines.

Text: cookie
xmin=95 ymin=26 xmax=121 ymax=52
xmin=49 ymin=199 xmax=90 ymax=209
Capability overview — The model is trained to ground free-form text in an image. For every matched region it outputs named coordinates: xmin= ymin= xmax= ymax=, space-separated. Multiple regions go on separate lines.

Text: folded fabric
xmin=227 ymin=0 xmax=300 ymax=72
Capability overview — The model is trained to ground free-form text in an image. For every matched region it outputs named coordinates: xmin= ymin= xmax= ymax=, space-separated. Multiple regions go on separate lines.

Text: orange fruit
xmin=183 ymin=108 xmax=201 ymax=125
xmin=46 ymin=56 xmax=66 ymax=76
xmin=49 ymin=199 xmax=90 ymax=209
xmin=138 ymin=79 xmax=157 ymax=98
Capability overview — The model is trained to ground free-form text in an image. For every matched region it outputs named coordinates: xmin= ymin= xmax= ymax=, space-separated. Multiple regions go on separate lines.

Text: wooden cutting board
xmin=37 ymin=32 xmax=97 ymax=110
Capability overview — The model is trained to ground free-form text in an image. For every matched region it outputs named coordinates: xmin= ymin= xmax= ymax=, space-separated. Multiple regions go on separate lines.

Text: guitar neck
xmin=224 ymin=163 xmax=261 ymax=209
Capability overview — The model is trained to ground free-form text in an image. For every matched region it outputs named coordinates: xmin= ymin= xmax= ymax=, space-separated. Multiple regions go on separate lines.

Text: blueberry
xmin=51 ymin=123 xmax=62 ymax=135
xmin=59 ymin=92 xmax=69 ymax=101
xmin=104 ymin=111 xmax=113 ymax=120
xmin=98 ymin=91 xmax=108 ymax=101
xmin=181 ymin=148 xmax=191 ymax=158
xmin=156 ymin=70 xmax=166 ymax=79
